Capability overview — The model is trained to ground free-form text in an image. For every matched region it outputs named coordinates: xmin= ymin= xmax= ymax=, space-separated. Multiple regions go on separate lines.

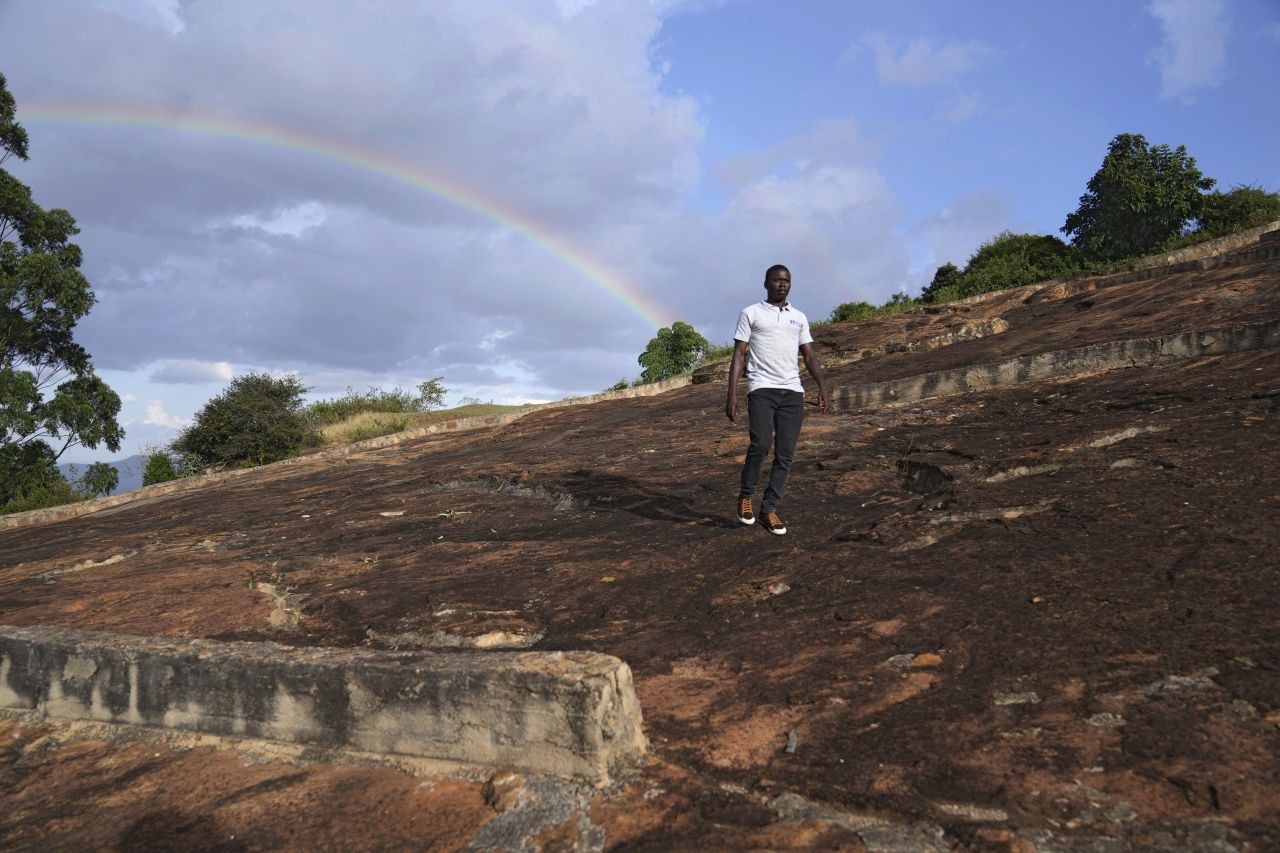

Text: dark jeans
xmin=739 ymin=388 xmax=805 ymax=514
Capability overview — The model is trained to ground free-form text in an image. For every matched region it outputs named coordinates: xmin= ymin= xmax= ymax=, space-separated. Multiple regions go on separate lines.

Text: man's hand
xmin=725 ymin=340 xmax=748 ymax=423
xmin=800 ymin=342 xmax=829 ymax=415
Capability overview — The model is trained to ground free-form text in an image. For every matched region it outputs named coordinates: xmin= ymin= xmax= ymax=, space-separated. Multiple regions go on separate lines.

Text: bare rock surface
xmin=1 ymin=245 xmax=1278 ymax=849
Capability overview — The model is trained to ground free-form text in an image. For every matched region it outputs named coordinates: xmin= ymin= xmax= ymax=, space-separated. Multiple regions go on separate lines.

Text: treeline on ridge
xmin=829 ymin=132 xmax=1280 ymax=321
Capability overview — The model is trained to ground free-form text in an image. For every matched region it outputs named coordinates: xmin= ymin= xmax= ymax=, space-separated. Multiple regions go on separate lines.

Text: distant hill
xmin=58 ymin=454 xmax=146 ymax=496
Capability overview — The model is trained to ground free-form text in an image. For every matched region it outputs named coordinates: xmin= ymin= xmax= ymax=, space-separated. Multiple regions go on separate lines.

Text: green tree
xmin=921 ymin=263 xmax=961 ymax=304
xmin=1063 ymin=133 xmax=1215 ymax=261
xmin=76 ymin=461 xmax=118 ymax=497
xmin=828 ymin=301 xmax=877 ymax=323
xmin=637 ymin=321 xmax=711 ymax=383
xmin=416 ymin=376 xmax=447 ymax=410
xmin=1195 ymin=185 xmax=1280 ymax=237
xmin=962 ymin=232 xmax=1077 ymax=293
xmin=1 ymin=73 xmax=123 ymax=508
xmin=173 ymin=373 xmax=318 ymax=467
xmin=142 ymin=449 xmax=178 ymax=486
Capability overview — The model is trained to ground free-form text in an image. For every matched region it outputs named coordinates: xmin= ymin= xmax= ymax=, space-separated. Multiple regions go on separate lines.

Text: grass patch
xmin=322 ymin=412 xmax=412 ymax=444
xmin=320 ymin=402 xmax=535 ymax=446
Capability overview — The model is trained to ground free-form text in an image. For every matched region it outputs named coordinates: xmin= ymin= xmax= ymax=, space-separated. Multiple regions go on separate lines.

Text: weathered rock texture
xmin=830 ymin=317 xmax=1280 ymax=410
xmin=0 ymin=374 xmax=692 ymax=533
xmin=0 ymin=624 xmax=644 ymax=785
xmin=1 ymin=231 xmax=1278 ymax=850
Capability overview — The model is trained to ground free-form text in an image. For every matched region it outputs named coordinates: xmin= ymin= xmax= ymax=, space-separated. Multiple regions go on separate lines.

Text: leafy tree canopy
xmin=637 ymin=321 xmax=711 ymax=383
xmin=922 ymin=232 xmax=1078 ymax=304
xmin=1196 ymin=184 xmax=1280 ymax=238
xmin=142 ymin=449 xmax=179 ymax=487
xmin=416 ymin=376 xmax=447 ymax=410
xmin=1 ymin=72 xmax=123 ymax=507
xmin=76 ymin=461 xmax=118 ymax=497
xmin=920 ymin=263 xmax=960 ymax=303
xmin=1062 ymin=132 xmax=1215 ymax=261
xmin=173 ymin=373 xmax=318 ymax=468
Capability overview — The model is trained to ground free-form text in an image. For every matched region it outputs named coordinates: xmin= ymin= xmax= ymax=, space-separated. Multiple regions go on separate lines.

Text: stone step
xmin=0 ymin=625 xmax=647 ymax=786
xmin=830 ymin=318 xmax=1280 ymax=412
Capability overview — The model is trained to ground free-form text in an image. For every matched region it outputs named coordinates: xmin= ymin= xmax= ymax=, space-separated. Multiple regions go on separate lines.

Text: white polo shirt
xmin=734 ymin=300 xmax=813 ymax=394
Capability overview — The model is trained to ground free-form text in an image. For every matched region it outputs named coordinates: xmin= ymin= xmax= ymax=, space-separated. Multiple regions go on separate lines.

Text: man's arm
xmin=725 ymin=340 xmax=749 ymax=421
xmin=800 ymin=342 xmax=829 ymax=414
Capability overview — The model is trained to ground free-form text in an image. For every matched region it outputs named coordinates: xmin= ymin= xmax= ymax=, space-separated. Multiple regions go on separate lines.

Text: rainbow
xmin=20 ymin=103 xmax=674 ymax=330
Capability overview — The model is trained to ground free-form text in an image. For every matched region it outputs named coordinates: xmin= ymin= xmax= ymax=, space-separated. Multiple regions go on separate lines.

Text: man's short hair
xmin=764 ymin=263 xmax=790 ymax=280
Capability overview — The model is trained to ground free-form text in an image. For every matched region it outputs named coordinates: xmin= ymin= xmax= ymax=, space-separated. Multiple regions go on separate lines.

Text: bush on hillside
xmin=305 ymin=378 xmax=449 ymax=426
xmin=142 ymin=450 xmax=179 ymax=486
xmin=920 ymin=263 xmax=961 ymax=303
xmin=924 ymin=232 xmax=1078 ymax=303
xmin=174 ymin=373 xmax=318 ymax=468
xmin=828 ymin=301 xmax=878 ymax=323
xmin=1195 ymin=185 xmax=1280 ymax=238
xmin=75 ymin=461 xmax=118 ymax=497
xmin=827 ymin=293 xmax=922 ymax=323
xmin=0 ymin=441 xmax=86 ymax=514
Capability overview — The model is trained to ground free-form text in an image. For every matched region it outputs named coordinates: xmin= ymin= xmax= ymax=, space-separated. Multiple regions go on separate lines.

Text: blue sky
xmin=1 ymin=0 xmax=1275 ymax=463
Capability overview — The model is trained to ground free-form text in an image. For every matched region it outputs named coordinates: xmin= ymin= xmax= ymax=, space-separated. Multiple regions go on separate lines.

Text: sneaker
xmin=761 ymin=511 xmax=787 ymax=535
xmin=737 ymin=495 xmax=755 ymax=525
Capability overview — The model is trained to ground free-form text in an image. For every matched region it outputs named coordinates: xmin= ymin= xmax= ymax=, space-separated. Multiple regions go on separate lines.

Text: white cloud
xmin=864 ymin=34 xmax=994 ymax=85
xmin=943 ymin=90 xmax=981 ymax=124
xmin=226 ymin=202 xmax=327 ymax=237
xmin=143 ymin=401 xmax=192 ymax=428
xmin=121 ymin=392 xmax=138 ymax=402
xmin=150 ymin=360 xmax=235 ymax=384
xmin=478 ymin=330 xmax=513 ymax=351
xmin=731 ymin=166 xmax=893 ymax=221
xmin=1146 ymin=0 xmax=1228 ymax=100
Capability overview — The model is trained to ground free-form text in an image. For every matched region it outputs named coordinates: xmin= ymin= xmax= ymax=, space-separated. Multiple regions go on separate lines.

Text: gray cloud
xmin=0 ymin=0 xmax=1012 ymax=403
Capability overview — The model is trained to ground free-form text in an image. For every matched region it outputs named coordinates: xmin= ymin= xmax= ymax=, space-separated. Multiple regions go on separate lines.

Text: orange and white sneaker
xmin=761 ymin=511 xmax=787 ymax=535
xmin=737 ymin=495 xmax=755 ymax=525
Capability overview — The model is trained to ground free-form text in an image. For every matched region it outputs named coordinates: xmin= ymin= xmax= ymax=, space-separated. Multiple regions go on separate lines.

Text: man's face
xmin=764 ymin=268 xmax=791 ymax=303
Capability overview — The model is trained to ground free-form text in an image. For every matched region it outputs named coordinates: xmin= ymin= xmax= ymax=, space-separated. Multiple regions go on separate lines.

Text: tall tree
xmin=637 ymin=321 xmax=711 ymax=383
xmin=1 ymin=73 xmax=123 ymax=506
xmin=1062 ymin=133 xmax=1215 ymax=262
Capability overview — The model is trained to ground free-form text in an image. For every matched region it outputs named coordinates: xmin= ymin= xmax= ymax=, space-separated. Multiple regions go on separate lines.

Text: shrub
xmin=75 ymin=461 xmax=118 ymax=497
xmin=606 ymin=379 xmax=630 ymax=392
xmin=174 ymin=373 xmax=318 ymax=468
xmin=0 ymin=478 xmax=82 ymax=514
xmin=1195 ymin=185 xmax=1280 ymax=238
xmin=0 ymin=441 xmax=74 ymax=512
xmin=828 ymin=301 xmax=878 ymax=323
xmin=921 ymin=263 xmax=961 ymax=304
xmin=305 ymin=378 xmax=448 ymax=426
xmin=828 ymin=293 xmax=921 ymax=323
xmin=142 ymin=450 xmax=179 ymax=486
xmin=698 ymin=342 xmax=735 ymax=364
xmin=925 ymin=232 xmax=1079 ymax=303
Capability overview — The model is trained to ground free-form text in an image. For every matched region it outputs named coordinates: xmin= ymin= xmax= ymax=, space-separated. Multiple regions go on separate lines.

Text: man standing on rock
xmin=726 ymin=264 xmax=829 ymax=535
